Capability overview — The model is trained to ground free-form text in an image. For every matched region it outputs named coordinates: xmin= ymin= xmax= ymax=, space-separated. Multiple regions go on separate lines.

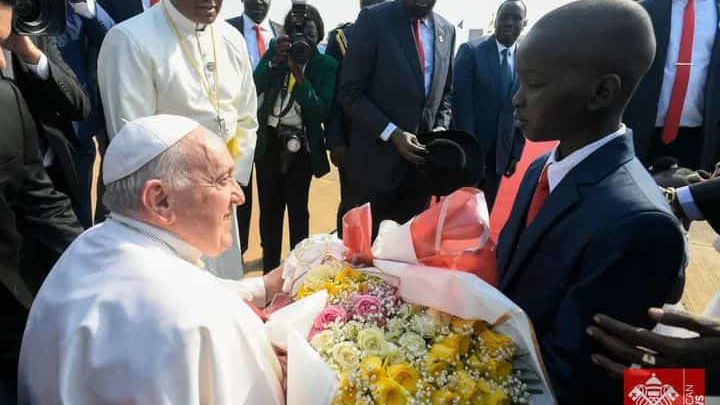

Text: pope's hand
xmin=262 ymin=266 xmax=284 ymax=301
xmin=586 ymin=308 xmax=720 ymax=386
xmin=390 ymin=129 xmax=427 ymax=165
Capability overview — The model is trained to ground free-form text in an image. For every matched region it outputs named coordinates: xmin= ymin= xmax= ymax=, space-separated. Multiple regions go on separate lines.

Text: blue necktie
xmin=499 ymin=48 xmax=512 ymax=100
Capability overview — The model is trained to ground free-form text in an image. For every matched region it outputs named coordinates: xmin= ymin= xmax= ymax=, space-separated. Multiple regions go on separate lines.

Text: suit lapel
xmin=499 ymin=134 xmax=637 ymax=290
xmin=426 ymin=14 xmax=445 ymax=99
xmin=654 ymin=0 xmax=672 ymax=73
xmin=391 ymin=2 xmax=424 ymax=91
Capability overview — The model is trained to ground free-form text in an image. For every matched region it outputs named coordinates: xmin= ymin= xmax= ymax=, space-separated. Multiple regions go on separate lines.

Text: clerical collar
xmin=110 ymin=213 xmax=204 ymax=266
xmin=165 ymin=0 xmax=210 ymax=34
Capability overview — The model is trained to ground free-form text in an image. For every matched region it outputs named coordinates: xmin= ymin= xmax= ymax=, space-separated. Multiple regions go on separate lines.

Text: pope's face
xmin=171 ymin=0 xmax=223 ymax=25
xmin=169 ymin=130 xmax=244 ymax=256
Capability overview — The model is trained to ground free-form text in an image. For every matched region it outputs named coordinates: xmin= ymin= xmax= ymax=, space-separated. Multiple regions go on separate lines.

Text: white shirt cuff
xmin=677 ymin=185 xmax=704 ymax=221
xmin=222 ymin=277 xmax=268 ymax=308
xmin=24 ymin=53 xmax=49 ymax=80
xmin=380 ymin=122 xmax=397 ymax=142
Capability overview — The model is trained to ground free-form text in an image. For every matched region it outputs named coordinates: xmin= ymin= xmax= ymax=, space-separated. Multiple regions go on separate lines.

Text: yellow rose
xmin=474 ymin=320 xmax=490 ymax=335
xmin=335 ymin=266 xmax=365 ymax=284
xmin=478 ymin=329 xmax=514 ymax=358
xmin=438 ymin=333 xmax=471 ymax=356
xmin=387 ymin=363 xmax=420 ymax=394
xmin=334 ymin=373 xmax=358 ymax=405
xmin=372 ymin=377 xmax=409 ymax=405
xmin=471 ymin=358 xmax=513 ymax=380
xmin=430 ymin=341 xmax=459 ymax=364
xmin=482 ymin=388 xmax=510 ymax=405
xmin=360 ymin=356 xmax=386 ymax=382
xmin=451 ymin=317 xmax=476 ymax=335
xmin=454 ymin=370 xmax=477 ymax=401
xmin=431 ymin=389 xmax=455 ymax=405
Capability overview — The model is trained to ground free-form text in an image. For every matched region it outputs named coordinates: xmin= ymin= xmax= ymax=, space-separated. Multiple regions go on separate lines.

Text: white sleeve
xmin=380 ymin=122 xmax=398 ymax=141
xmin=677 ymin=185 xmax=705 ymax=221
xmin=232 ymin=33 xmax=259 ymax=185
xmin=221 ymin=277 xmax=268 ymax=308
xmin=98 ymin=27 xmax=157 ymax=138
xmin=23 ymin=53 xmax=49 ymax=80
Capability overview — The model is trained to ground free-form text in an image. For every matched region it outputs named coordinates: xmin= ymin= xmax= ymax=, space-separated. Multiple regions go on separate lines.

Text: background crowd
xmin=0 ymin=0 xmax=719 ymax=403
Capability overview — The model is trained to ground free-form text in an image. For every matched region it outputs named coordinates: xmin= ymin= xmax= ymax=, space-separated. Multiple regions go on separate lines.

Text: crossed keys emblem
xmin=628 ymin=373 xmax=680 ymax=405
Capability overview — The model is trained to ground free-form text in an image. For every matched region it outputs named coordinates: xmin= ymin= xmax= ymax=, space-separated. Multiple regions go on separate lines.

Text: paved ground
xmin=242 ymin=163 xmax=720 ymax=314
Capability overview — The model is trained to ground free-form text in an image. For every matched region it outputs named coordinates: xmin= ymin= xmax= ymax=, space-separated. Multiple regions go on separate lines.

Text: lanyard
xmin=162 ymin=2 xmax=222 ymax=121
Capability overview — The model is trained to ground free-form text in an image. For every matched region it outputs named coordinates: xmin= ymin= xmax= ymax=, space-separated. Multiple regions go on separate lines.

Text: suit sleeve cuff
xmin=677 ymin=185 xmax=704 ymax=221
xmin=24 ymin=53 xmax=49 ymax=80
xmin=380 ymin=122 xmax=397 ymax=141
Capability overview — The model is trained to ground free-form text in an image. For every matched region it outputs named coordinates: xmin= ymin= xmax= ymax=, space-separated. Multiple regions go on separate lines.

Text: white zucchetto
xmin=103 ymin=115 xmax=200 ymax=185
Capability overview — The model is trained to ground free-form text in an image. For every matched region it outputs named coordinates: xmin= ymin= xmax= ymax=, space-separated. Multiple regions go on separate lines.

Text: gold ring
xmin=642 ymin=353 xmax=656 ymax=366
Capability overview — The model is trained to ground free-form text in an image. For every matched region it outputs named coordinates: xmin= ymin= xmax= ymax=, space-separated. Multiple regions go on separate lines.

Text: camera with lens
xmin=278 ymin=125 xmax=304 ymax=154
xmin=12 ymin=0 xmax=66 ymax=36
xmin=287 ymin=0 xmax=311 ymax=65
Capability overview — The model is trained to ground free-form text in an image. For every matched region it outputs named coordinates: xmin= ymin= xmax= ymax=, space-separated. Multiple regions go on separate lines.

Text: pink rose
xmin=313 ymin=306 xmax=348 ymax=330
xmin=353 ymin=294 xmax=382 ymax=318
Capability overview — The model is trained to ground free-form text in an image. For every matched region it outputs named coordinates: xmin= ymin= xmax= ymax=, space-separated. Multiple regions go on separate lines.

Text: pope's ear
xmin=140 ymin=179 xmax=175 ymax=225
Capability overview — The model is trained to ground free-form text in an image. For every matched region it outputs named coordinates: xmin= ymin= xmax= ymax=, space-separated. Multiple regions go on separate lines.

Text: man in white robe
xmin=98 ymin=0 xmax=257 ymax=279
xmin=18 ymin=115 xmax=284 ymax=405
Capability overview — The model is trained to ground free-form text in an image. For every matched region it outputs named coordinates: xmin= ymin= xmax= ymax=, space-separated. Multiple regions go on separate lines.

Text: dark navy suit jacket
xmin=497 ymin=133 xmax=686 ymax=404
xmin=452 ymin=35 xmax=524 ymax=176
xmin=338 ymin=0 xmax=455 ymax=193
xmin=624 ymin=0 xmax=720 ymax=171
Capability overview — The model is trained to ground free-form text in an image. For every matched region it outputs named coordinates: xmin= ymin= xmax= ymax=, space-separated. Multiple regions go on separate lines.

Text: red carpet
xmin=489 ymin=141 xmax=558 ymax=242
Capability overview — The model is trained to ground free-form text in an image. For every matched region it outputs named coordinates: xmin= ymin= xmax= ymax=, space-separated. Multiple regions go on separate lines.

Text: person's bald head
xmin=513 ymin=0 xmax=656 ymax=144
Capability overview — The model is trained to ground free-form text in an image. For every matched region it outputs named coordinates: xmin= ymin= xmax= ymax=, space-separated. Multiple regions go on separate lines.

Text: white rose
xmin=398 ymin=332 xmax=427 ymax=355
xmin=411 ymin=314 xmax=440 ymax=338
xmin=385 ymin=317 xmax=407 ymax=339
xmin=356 ymin=328 xmax=388 ymax=356
xmin=332 ymin=342 xmax=361 ymax=369
xmin=310 ymin=330 xmax=335 ymax=352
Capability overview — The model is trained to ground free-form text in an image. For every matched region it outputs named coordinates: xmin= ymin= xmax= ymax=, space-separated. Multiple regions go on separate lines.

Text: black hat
xmin=414 ymin=130 xmax=484 ymax=197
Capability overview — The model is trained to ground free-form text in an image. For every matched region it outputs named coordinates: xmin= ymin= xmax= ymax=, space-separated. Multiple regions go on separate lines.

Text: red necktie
xmin=149 ymin=0 xmax=160 ymax=6
xmin=254 ymin=25 xmax=267 ymax=58
xmin=413 ymin=20 xmax=426 ymax=79
xmin=661 ymin=0 xmax=695 ymax=145
xmin=526 ymin=165 xmax=550 ymax=227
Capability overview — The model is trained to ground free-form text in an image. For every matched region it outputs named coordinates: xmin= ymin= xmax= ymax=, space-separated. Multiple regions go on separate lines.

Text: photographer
xmin=254 ymin=3 xmax=338 ymax=273
xmin=0 ymin=0 xmax=82 ymax=399
xmin=2 ymin=2 xmax=91 ymax=227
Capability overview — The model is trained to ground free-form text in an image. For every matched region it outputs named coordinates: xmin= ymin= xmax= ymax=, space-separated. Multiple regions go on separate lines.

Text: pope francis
xmin=17 ymin=115 xmax=285 ymax=405
xmin=98 ymin=0 xmax=257 ymax=279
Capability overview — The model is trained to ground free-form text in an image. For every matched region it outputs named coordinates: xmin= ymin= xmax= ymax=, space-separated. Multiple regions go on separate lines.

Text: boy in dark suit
xmin=497 ymin=0 xmax=687 ymax=402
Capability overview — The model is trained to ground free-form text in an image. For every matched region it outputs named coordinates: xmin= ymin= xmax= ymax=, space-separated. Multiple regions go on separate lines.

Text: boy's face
xmin=513 ymin=41 xmax=593 ymax=142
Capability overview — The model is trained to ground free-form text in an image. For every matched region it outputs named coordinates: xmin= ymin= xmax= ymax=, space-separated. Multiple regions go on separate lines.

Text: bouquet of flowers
xmin=265 ymin=189 xmax=554 ymax=404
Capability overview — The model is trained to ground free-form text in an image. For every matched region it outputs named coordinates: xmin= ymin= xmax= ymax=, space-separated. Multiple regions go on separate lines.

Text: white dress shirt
xmin=496 ymin=39 xmax=517 ymax=77
xmin=380 ymin=16 xmax=436 ymax=141
xmin=18 ymin=214 xmax=283 ymax=405
xmin=677 ymin=185 xmax=705 ymax=219
xmin=655 ymin=0 xmax=718 ymax=128
xmin=242 ymin=14 xmax=275 ymax=69
xmin=545 ymin=125 xmax=627 ymax=192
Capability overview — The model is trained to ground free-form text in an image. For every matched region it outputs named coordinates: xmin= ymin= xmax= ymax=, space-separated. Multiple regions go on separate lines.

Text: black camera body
xmin=13 ymin=0 xmax=66 ymax=36
xmin=288 ymin=1 xmax=311 ymax=65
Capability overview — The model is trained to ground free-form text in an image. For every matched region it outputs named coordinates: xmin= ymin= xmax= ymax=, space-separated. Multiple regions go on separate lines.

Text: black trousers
xmin=235 ymin=173 xmax=252 ymax=254
xmin=342 ymin=170 xmax=430 ymax=239
xmin=256 ymin=126 xmax=312 ymax=273
xmin=647 ymin=127 xmax=703 ymax=170
xmin=335 ymin=167 xmax=349 ymax=237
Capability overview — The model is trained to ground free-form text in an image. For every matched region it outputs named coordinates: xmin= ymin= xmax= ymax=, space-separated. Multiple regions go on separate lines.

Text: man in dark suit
xmin=0 ymin=1 xmax=82 ymax=399
xmin=96 ymin=0 xmax=145 ymax=24
xmin=325 ymin=0 xmax=386 ymax=233
xmin=4 ymin=33 xmax=91 ymax=226
xmin=452 ymin=0 xmax=526 ymax=211
xmin=227 ymin=0 xmax=282 ymax=257
xmin=498 ymin=1 xmax=686 ymax=402
xmin=624 ymin=0 xmax=719 ymax=171
xmin=338 ymin=0 xmax=455 ymax=234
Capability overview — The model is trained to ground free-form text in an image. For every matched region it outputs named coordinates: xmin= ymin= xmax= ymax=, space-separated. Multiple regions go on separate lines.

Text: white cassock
xmin=18 ymin=214 xmax=284 ymax=405
xmin=98 ymin=1 xmax=258 ymax=279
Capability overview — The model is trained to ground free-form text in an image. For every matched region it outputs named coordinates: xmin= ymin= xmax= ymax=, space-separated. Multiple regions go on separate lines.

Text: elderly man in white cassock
xmin=17 ymin=115 xmax=285 ymax=405
xmin=98 ymin=0 xmax=257 ymax=279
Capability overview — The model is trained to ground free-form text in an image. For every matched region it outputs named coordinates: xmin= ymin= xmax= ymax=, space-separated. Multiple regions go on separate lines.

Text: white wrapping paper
xmin=269 ymin=258 xmax=556 ymax=404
